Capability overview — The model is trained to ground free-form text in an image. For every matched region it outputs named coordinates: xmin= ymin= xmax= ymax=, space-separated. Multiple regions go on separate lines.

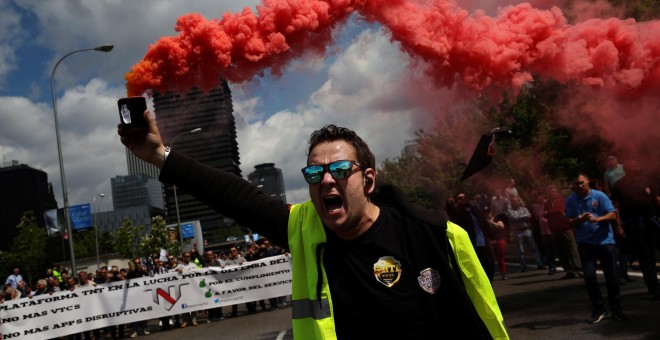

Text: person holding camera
xmin=118 ymin=111 xmax=508 ymax=339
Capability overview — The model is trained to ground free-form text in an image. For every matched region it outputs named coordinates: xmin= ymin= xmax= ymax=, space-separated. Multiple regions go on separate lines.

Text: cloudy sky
xmin=2 ymin=0 xmax=657 ymax=214
xmin=0 ymin=0 xmax=453 ymax=211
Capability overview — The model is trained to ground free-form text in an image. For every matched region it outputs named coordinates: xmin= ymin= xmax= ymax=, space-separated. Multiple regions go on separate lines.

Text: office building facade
xmin=126 ymin=149 xmax=160 ymax=179
xmin=247 ymin=163 xmax=287 ymax=203
xmin=0 ymin=161 xmax=49 ymax=251
xmin=153 ymin=82 xmax=240 ymax=231
xmin=98 ymin=174 xmax=166 ymax=233
xmin=95 ymin=206 xmax=163 ymax=234
xmin=111 ymin=174 xmax=165 ymax=210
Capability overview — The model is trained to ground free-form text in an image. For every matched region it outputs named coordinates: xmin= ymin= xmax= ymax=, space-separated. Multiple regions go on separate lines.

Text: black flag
xmin=460 ymin=127 xmax=511 ymax=181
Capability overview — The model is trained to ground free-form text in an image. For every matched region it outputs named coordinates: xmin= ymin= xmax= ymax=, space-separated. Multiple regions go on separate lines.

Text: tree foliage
xmin=109 ymin=216 xmax=183 ymax=260
xmin=377 ymin=80 xmax=616 ymax=209
xmin=110 ymin=218 xmax=145 ymax=260
xmin=376 ymin=0 xmax=660 ymax=209
xmin=70 ymin=227 xmax=102 ymax=260
xmin=0 ymin=211 xmax=49 ymax=285
xmin=140 ymin=216 xmax=180 ymax=259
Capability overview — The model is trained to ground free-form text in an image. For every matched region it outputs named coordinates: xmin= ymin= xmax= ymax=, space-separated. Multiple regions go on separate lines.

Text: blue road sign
xmin=69 ymin=203 xmax=92 ymax=231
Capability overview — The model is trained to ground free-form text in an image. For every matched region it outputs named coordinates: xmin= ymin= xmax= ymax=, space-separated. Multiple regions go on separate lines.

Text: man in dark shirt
xmin=118 ymin=113 xmax=508 ymax=339
xmin=451 ymin=193 xmax=495 ymax=281
xmin=610 ymin=161 xmax=660 ymax=301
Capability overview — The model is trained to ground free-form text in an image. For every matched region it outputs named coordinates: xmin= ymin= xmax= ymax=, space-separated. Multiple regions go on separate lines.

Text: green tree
xmin=5 ymin=211 xmax=49 ymax=285
xmin=140 ymin=216 xmax=180 ymax=259
xmin=110 ymin=218 xmax=145 ymax=260
xmin=376 ymin=79 xmax=620 ymax=210
xmin=0 ymin=251 xmax=19 ymax=285
xmin=610 ymin=0 xmax=660 ymax=21
xmin=71 ymin=227 xmax=100 ymax=260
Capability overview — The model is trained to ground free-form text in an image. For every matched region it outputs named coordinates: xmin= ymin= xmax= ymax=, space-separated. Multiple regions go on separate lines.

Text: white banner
xmin=0 ymin=255 xmax=292 ymax=340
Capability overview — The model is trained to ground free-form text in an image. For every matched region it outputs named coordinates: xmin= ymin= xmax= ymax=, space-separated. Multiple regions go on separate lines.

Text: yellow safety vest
xmin=53 ymin=269 xmax=62 ymax=281
xmin=288 ymin=201 xmax=509 ymax=340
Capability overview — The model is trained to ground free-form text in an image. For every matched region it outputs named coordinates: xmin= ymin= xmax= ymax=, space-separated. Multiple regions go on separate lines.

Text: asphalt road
xmin=492 ymin=265 xmax=660 ymax=339
xmin=142 ymin=304 xmax=294 ymax=340
xmin=137 ymin=263 xmax=660 ymax=339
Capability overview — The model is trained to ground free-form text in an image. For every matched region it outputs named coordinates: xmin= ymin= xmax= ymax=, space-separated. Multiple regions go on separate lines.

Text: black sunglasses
xmin=301 ymin=160 xmax=361 ymax=184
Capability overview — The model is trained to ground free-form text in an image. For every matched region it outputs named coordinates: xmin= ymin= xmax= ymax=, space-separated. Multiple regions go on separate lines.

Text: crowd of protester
xmin=4 ymin=154 xmax=658 ymax=335
xmin=447 ymin=175 xmax=656 ymax=279
xmin=2 ymin=238 xmax=290 ymax=339
xmin=446 ymin=156 xmax=660 ymax=323
xmin=445 ymin=158 xmax=659 ymax=323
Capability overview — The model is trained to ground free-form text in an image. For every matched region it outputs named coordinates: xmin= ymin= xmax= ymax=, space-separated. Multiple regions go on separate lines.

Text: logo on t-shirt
xmin=373 ymin=256 xmax=402 ymax=287
xmin=418 ymin=268 xmax=441 ymax=294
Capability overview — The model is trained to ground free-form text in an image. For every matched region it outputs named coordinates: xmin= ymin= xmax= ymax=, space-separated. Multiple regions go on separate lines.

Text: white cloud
xmin=0 ymin=79 xmax=127 ymax=212
xmin=235 ymin=29 xmax=422 ymax=204
xmin=1 ymin=1 xmax=427 ymax=212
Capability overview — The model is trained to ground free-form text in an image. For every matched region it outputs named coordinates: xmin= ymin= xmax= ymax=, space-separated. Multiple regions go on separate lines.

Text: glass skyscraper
xmin=153 ymin=82 xmax=240 ymax=232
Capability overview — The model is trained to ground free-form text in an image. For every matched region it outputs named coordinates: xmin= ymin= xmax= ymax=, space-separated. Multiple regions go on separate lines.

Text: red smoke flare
xmin=125 ymin=0 xmax=660 ymax=97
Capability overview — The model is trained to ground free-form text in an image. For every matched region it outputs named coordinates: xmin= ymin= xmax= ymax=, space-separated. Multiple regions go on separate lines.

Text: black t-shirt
xmin=611 ymin=174 xmax=658 ymax=220
xmin=324 ymin=207 xmax=427 ymax=338
xmin=160 ymin=152 xmax=492 ymax=339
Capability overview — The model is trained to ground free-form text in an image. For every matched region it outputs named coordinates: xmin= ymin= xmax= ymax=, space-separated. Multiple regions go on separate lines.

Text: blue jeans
xmin=516 ymin=228 xmax=542 ymax=269
xmin=577 ymin=243 xmax=621 ymax=313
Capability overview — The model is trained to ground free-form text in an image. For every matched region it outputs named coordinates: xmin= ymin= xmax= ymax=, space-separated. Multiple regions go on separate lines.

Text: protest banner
xmin=0 ymin=255 xmax=292 ymax=339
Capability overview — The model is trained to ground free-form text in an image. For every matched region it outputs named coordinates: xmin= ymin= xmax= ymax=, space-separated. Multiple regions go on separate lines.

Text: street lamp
xmin=93 ymin=193 xmax=105 ymax=268
xmin=170 ymin=128 xmax=202 ymax=255
xmin=50 ymin=44 xmax=114 ymax=275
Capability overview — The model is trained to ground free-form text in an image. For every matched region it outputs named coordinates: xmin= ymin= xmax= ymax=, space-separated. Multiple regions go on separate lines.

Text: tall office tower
xmin=247 ymin=163 xmax=287 ymax=203
xmin=126 ymin=149 xmax=160 ymax=179
xmin=111 ymin=174 xmax=165 ymax=210
xmin=0 ymin=161 xmax=49 ymax=251
xmin=98 ymin=174 xmax=166 ymax=233
xmin=153 ymin=82 xmax=240 ymax=231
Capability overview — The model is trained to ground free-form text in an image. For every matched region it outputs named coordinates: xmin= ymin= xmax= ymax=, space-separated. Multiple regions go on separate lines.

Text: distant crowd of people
xmin=4 ymin=153 xmax=658 ymax=336
xmin=445 ymin=156 xmax=659 ymax=324
xmin=2 ymin=238 xmax=290 ymax=339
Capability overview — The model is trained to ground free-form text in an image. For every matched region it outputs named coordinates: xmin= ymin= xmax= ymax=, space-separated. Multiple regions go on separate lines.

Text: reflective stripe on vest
xmin=288 ymin=201 xmax=337 ymax=340
xmin=291 ymin=298 xmax=331 ymax=320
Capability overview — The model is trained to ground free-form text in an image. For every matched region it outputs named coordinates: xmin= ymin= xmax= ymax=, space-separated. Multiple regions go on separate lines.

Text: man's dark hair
xmin=573 ymin=172 xmax=590 ymax=181
xmin=306 ymin=124 xmax=375 ymax=170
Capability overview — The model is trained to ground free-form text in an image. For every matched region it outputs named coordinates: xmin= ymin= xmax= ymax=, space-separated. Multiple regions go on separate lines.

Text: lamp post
xmin=93 ymin=193 xmax=105 ymax=268
xmin=50 ymin=44 xmax=114 ymax=275
xmin=171 ymin=128 xmax=202 ymax=255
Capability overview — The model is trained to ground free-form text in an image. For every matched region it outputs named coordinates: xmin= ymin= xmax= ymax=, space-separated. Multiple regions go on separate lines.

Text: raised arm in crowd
xmin=118 ymin=108 xmax=509 ymax=339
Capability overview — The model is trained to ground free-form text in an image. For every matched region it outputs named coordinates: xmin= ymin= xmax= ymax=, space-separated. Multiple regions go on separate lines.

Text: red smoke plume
xmin=125 ymin=0 xmax=660 ymax=97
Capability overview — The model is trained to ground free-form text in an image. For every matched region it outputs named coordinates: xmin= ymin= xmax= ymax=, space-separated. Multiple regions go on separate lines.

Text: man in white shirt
xmin=75 ymin=271 xmax=97 ymax=288
xmin=5 ymin=267 xmax=23 ymax=289
xmin=175 ymin=252 xmax=200 ymax=327
xmin=224 ymin=247 xmax=246 ymax=317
